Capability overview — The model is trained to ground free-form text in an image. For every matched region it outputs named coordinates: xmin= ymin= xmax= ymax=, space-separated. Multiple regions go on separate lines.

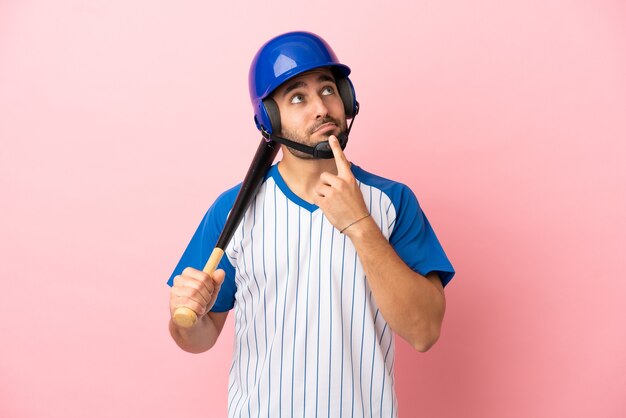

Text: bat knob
xmin=172 ymin=306 xmax=198 ymax=328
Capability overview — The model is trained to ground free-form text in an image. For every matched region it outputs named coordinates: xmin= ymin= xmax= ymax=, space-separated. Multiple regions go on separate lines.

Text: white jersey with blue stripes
xmin=168 ymin=163 xmax=455 ymax=417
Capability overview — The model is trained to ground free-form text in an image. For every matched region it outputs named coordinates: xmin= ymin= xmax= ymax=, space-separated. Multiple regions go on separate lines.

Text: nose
xmin=311 ymin=94 xmax=329 ymax=119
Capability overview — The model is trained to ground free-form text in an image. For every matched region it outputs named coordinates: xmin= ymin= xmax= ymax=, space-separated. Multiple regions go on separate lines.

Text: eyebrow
xmin=281 ymin=74 xmax=335 ymax=98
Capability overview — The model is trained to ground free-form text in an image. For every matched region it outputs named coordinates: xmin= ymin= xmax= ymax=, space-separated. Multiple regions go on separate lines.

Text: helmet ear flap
xmin=336 ymin=77 xmax=358 ymax=119
xmin=262 ymin=98 xmax=281 ymax=134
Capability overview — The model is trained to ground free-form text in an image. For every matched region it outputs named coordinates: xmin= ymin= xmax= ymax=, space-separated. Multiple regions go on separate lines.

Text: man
xmin=167 ymin=31 xmax=455 ymax=417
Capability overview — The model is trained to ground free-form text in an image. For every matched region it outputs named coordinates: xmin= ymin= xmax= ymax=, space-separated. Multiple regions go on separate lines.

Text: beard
xmin=280 ymin=116 xmax=347 ymax=160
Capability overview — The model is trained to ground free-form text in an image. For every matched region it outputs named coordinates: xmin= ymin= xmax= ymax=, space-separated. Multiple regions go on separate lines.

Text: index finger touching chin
xmin=329 ymin=136 xmax=350 ymax=173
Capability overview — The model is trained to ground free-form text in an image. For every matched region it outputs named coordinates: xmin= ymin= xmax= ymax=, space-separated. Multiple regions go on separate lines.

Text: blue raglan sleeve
xmin=166 ymin=186 xmax=240 ymax=312
xmin=389 ymin=185 xmax=455 ymax=287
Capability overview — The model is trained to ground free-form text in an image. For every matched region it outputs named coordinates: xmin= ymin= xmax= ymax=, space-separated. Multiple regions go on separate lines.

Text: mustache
xmin=308 ymin=117 xmax=341 ymax=135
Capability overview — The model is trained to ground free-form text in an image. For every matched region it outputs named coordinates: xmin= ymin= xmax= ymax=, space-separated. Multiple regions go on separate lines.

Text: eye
xmin=290 ymin=94 xmax=304 ymax=104
xmin=322 ymin=86 xmax=334 ymax=96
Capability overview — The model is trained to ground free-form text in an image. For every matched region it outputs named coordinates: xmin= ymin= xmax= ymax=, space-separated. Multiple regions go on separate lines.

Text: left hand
xmin=313 ymin=135 xmax=370 ymax=231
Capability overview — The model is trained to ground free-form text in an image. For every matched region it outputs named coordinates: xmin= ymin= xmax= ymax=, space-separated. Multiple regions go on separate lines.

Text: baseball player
xmin=167 ymin=31 xmax=455 ymax=417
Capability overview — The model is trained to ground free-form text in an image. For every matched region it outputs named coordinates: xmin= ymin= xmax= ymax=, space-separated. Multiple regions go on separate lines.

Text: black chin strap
xmin=261 ymin=115 xmax=357 ymax=159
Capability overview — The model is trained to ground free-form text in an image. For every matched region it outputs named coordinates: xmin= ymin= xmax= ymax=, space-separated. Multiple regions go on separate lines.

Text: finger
xmin=173 ymin=275 xmax=212 ymax=303
xmin=212 ymin=269 xmax=226 ymax=287
xmin=328 ymin=135 xmax=351 ymax=178
xmin=182 ymin=266 xmax=208 ymax=281
xmin=170 ymin=298 xmax=207 ymax=316
xmin=205 ymin=269 xmax=226 ymax=311
xmin=181 ymin=267 xmax=217 ymax=297
xmin=315 ymin=183 xmax=333 ymax=198
xmin=172 ymin=286 xmax=209 ymax=307
xmin=175 ymin=270 xmax=213 ymax=298
xmin=171 ymin=293 xmax=207 ymax=317
xmin=319 ymin=172 xmax=342 ymax=188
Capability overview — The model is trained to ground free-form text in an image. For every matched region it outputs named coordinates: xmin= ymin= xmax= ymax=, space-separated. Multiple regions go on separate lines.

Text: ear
xmin=262 ymin=98 xmax=281 ymax=134
xmin=336 ymin=77 xmax=357 ymax=118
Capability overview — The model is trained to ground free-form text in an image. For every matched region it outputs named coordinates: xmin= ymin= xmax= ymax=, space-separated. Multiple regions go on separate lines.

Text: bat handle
xmin=172 ymin=248 xmax=225 ymax=328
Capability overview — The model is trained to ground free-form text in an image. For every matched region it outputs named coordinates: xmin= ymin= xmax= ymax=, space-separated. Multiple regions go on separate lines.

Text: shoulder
xmin=213 ymin=183 xmax=241 ymax=209
xmin=205 ymin=182 xmax=242 ymax=225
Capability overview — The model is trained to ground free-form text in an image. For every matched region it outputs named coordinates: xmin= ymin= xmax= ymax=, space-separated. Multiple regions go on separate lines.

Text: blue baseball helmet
xmin=249 ymin=31 xmax=357 ymax=135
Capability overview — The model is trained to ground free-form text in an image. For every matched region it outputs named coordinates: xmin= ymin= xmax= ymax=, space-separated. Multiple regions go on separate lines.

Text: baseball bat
xmin=172 ymin=138 xmax=280 ymax=328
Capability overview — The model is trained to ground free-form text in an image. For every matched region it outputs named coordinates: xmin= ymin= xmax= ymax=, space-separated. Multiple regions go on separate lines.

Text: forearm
xmin=345 ymin=217 xmax=446 ymax=352
xmin=169 ymin=312 xmax=225 ymax=354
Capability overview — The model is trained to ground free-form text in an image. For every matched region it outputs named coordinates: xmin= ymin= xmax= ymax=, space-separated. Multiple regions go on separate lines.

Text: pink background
xmin=1 ymin=1 xmax=625 ymax=417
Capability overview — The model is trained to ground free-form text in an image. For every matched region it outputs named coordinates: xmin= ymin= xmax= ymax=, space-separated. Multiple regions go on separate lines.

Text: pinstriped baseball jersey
xmin=168 ymin=163 xmax=455 ymax=417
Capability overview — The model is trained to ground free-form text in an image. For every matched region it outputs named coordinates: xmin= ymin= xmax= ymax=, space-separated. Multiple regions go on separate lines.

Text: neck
xmin=277 ymin=148 xmax=339 ymax=204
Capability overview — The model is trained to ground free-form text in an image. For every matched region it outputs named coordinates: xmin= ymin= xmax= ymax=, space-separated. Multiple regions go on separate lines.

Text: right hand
xmin=169 ymin=267 xmax=225 ymax=325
